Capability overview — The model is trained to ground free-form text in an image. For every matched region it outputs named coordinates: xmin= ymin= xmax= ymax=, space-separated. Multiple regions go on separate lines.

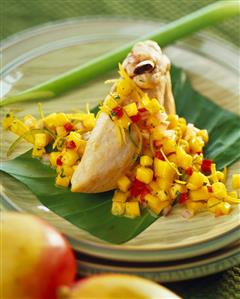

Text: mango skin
xmin=1 ymin=212 xmax=76 ymax=299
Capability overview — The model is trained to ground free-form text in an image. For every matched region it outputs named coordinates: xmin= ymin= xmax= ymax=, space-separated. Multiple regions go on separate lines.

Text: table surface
xmin=1 ymin=0 xmax=240 ymax=298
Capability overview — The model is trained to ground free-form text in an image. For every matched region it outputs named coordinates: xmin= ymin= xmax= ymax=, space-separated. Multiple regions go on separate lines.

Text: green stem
xmin=1 ymin=1 xmax=239 ymax=106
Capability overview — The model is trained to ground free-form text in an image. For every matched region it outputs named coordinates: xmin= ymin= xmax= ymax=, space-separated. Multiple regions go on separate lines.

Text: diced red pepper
xmin=186 ymin=167 xmax=193 ymax=176
xmin=111 ymin=106 xmax=123 ymax=119
xmin=207 ymin=185 xmax=213 ymax=193
xmin=64 ymin=122 xmax=73 ymax=132
xmin=140 ymin=186 xmax=150 ymax=201
xmin=201 ymin=159 xmax=212 ymax=173
xmin=153 ymin=140 xmax=162 ymax=148
xmin=155 ymin=151 xmax=164 ymax=160
xmin=179 ymin=193 xmax=188 ymax=204
xmin=138 ymin=108 xmax=147 ymax=113
xmin=56 ymin=156 xmax=63 ymax=166
xmin=130 ymin=179 xmax=146 ymax=197
xmin=66 ymin=140 xmax=76 ymax=149
xmin=130 ymin=113 xmax=140 ymax=123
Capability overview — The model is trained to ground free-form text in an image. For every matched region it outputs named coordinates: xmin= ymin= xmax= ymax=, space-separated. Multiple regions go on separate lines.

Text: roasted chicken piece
xmin=71 ymin=40 xmax=176 ymax=193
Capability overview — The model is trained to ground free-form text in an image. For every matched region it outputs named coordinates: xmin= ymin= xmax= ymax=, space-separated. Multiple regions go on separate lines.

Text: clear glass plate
xmin=1 ymin=17 xmax=239 ymax=263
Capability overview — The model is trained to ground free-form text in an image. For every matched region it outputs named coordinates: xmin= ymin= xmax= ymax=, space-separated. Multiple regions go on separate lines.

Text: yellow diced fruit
xmin=178 ymin=118 xmax=187 ymax=135
xmin=123 ymin=102 xmax=138 ymax=117
xmin=167 ymin=114 xmax=179 ymax=129
xmin=67 ymin=132 xmax=82 ymax=145
xmin=117 ymin=176 xmax=131 ymax=192
xmin=32 ymin=146 xmax=46 ymax=158
xmin=2 ymin=112 xmax=14 ymax=129
xmin=111 ymin=202 xmax=125 ymax=216
xmin=155 ymin=190 xmax=168 ymax=201
xmin=117 ymin=79 xmax=132 ymax=96
xmin=216 ymin=171 xmax=224 ymax=182
xmin=215 ymin=202 xmax=231 ymax=216
xmin=56 ymin=126 xmax=68 ymax=137
xmin=207 ymin=197 xmax=221 ymax=213
xmin=156 ymin=178 xmax=172 ymax=191
xmin=44 ymin=113 xmax=69 ymax=127
xmin=146 ymin=98 xmax=162 ymax=114
xmin=57 ymin=166 xmax=74 ymax=177
xmin=186 ymin=200 xmax=205 ymax=213
xmin=112 ymin=191 xmax=128 ymax=202
xmin=187 ymin=172 xmax=208 ymax=190
xmin=176 ymin=146 xmax=193 ymax=170
xmin=189 ymin=137 xmax=204 ymax=153
xmin=189 ymin=186 xmax=209 ymax=201
xmin=140 ymin=155 xmax=153 ymax=167
xmin=149 ymin=181 xmax=159 ymax=192
xmin=167 ymin=153 xmax=178 ymax=164
xmin=55 ymin=175 xmax=70 ymax=187
xmin=34 ymin=133 xmax=50 ymax=147
xmin=62 ymin=150 xmax=79 ymax=166
xmin=154 ymin=159 xmax=175 ymax=180
xmin=77 ymin=140 xmax=87 ymax=156
xmin=152 ymin=129 xmax=164 ymax=141
xmin=145 ymin=194 xmax=169 ymax=215
xmin=224 ymin=195 xmax=240 ymax=204
xmin=83 ymin=114 xmax=95 ymax=130
xmin=146 ymin=116 xmax=159 ymax=128
xmin=125 ymin=202 xmax=141 ymax=218
xmin=24 ymin=115 xmax=38 ymax=129
xmin=49 ymin=152 xmax=61 ymax=167
xmin=162 ymin=139 xmax=176 ymax=155
xmin=232 ymin=174 xmax=240 ymax=190
xmin=212 ymin=182 xmax=227 ymax=199
xmin=197 ymin=129 xmax=209 ymax=143
xmin=170 ymin=184 xmax=187 ymax=199
xmin=136 ymin=167 xmax=153 ymax=184
xmin=179 ymin=139 xmax=189 ymax=152
xmin=105 ymin=96 xmax=118 ymax=109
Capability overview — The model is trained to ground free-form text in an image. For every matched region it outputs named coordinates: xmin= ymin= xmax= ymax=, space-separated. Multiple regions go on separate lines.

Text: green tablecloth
xmin=1 ymin=0 xmax=240 ymax=298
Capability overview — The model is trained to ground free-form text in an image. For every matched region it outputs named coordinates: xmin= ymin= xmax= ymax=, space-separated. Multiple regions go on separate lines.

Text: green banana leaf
xmin=1 ymin=66 xmax=240 ymax=244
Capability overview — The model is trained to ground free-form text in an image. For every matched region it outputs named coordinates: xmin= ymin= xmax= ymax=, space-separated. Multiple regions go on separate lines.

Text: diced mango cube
xmin=232 ymin=174 xmax=240 ymax=190
xmin=145 ymin=194 xmax=169 ymax=215
xmin=56 ymin=126 xmax=68 ymax=137
xmin=212 ymin=182 xmax=227 ymax=199
xmin=49 ymin=152 xmax=61 ymax=167
xmin=55 ymin=175 xmax=70 ymax=187
xmin=125 ymin=202 xmax=141 ymax=218
xmin=207 ymin=197 xmax=221 ymax=213
xmin=123 ymin=102 xmax=138 ymax=117
xmin=105 ymin=95 xmax=118 ymax=109
xmin=117 ymin=79 xmax=132 ymax=96
xmin=152 ymin=129 xmax=164 ymax=141
xmin=117 ymin=176 xmax=131 ymax=192
xmin=197 ymin=129 xmax=209 ymax=143
xmin=170 ymin=184 xmax=187 ymax=199
xmin=167 ymin=114 xmax=179 ymax=129
xmin=140 ymin=155 xmax=153 ymax=167
xmin=32 ymin=146 xmax=46 ymax=158
xmin=176 ymin=146 xmax=193 ymax=169
xmin=189 ymin=137 xmax=204 ymax=153
xmin=215 ymin=202 xmax=231 ymax=216
xmin=44 ymin=113 xmax=69 ymax=127
xmin=216 ymin=171 xmax=224 ymax=182
xmin=187 ymin=172 xmax=208 ymax=190
xmin=112 ymin=191 xmax=128 ymax=202
xmin=34 ymin=133 xmax=50 ymax=147
xmin=57 ymin=165 xmax=74 ymax=177
xmin=167 ymin=153 xmax=178 ymax=164
xmin=186 ymin=200 xmax=205 ymax=213
xmin=156 ymin=178 xmax=172 ymax=191
xmin=154 ymin=159 xmax=175 ymax=180
xmin=111 ymin=202 xmax=126 ymax=216
xmin=83 ymin=114 xmax=95 ymax=130
xmin=162 ymin=139 xmax=176 ymax=155
xmin=189 ymin=186 xmax=209 ymax=201
xmin=156 ymin=190 xmax=168 ymax=201
xmin=145 ymin=98 xmax=162 ymax=114
xmin=77 ymin=140 xmax=87 ymax=156
xmin=67 ymin=132 xmax=82 ymax=145
xmin=149 ymin=181 xmax=159 ymax=192
xmin=136 ymin=167 xmax=153 ymax=184
xmin=62 ymin=150 xmax=79 ymax=166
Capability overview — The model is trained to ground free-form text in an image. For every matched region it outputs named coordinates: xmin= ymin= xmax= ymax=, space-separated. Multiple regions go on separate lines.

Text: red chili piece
xmin=130 ymin=113 xmax=140 ymax=123
xmin=179 ymin=193 xmax=188 ymax=204
xmin=186 ymin=167 xmax=193 ymax=176
xmin=56 ymin=156 xmax=63 ymax=166
xmin=140 ymin=186 xmax=150 ymax=201
xmin=111 ymin=106 xmax=123 ymax=119
xmin=67 ymin=140 xmax=76 ymax=149
xmin=207 ymin=185 xmax=213 ymax=193
xmin=201 ymin=159 xmax=212 ymax=173
xmin=138 ymin=108 xmax=147 ymax=113
xmin=155 ymin=151 xmax=164 ymax=160
xmin=64 ymin=122 xmax=73 ymax=132
xmin=130 ymin=179 xmax=146 ymax=197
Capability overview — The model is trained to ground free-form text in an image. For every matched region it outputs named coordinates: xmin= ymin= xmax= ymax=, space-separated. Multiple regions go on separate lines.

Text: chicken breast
xmin=71 ymin=40 xmax=175 ymax=193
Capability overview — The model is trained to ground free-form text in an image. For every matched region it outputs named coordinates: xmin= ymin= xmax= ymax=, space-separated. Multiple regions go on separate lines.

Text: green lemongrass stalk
xmin=1 ymin=1 xmax=239 ymax=106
